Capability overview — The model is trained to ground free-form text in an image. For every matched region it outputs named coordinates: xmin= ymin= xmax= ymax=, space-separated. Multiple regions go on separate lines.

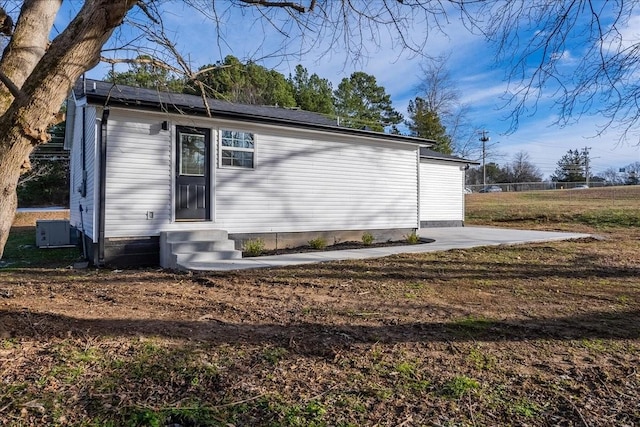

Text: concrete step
xmin=159 ymin=229 xmax=242 ymax=270
xmin=176 ymin=260 xmax=247 ymax=271
xmin=169 ymin=240 xmax=236 ymax=253
xmin=176 ymin=250 xmax=242 ymax=264
xmin=163 ymin=229 xmax=229 ymax=243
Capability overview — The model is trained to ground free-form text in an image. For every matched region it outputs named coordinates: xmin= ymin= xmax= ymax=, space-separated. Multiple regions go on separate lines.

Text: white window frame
xmin=218 ymin=129 xmax=256 ymax=169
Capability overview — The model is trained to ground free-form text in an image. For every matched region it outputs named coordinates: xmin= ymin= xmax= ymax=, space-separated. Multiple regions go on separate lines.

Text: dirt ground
xmin=12 ymin=210 xmax=69 ymax=227
xmin=1 ymin=221 xmax=639 ymax=425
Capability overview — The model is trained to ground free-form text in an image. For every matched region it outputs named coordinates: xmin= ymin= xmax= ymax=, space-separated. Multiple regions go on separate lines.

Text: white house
xmin=65 ymin=79 xmax=475 ymax=269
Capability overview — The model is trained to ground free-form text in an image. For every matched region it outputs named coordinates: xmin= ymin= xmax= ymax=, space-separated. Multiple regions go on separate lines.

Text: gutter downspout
xmin=80 ymin=107 xmax=87 ymax=197
xmin=416 ymin=149 xmax=421 ymax=231
xmin=98 ymin=107 xmax=110 ymax=265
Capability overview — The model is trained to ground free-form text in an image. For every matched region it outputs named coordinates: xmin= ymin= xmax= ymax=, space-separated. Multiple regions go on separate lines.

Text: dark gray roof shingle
xmin=76 ymin=79 xmax=339 ymax=126
xmin=75 ymin=79 xmax=431 ymax=145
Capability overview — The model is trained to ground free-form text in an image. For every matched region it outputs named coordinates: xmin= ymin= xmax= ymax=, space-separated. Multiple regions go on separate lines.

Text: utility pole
xmin=479 ymin=130 xmax=490 ymax=187
xmin=583 ymin=146 xmax=591 ymax=186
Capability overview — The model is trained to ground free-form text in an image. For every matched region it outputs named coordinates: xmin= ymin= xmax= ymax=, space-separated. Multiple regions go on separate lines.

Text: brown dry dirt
xmin=0 ymin=210 xmax=639 ymax=425
xmin=12 ymin=209 xmax=69 ymax=227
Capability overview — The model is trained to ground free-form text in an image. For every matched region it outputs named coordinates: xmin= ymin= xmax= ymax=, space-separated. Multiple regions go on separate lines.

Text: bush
xmin=405 ymin=231 xmax=420 ymax=244
xmin=243 ymin=238 xmax=265 ymax=257
xmin=361 ymin=232 xmax=375 ymax=245
xmin=308 ymin=237 xmax=327 ymax=250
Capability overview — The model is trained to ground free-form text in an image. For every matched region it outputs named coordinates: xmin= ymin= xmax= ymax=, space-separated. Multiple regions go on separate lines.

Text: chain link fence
xmin=466 ymin=181 xmax=613 ymax=193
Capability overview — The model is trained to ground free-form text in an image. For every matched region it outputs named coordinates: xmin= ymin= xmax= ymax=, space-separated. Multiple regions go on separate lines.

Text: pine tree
xmin=334 ymin=72 xmax=402 ymax=132
xmin=188 ymin=56 xmax=296 ymax=107
xmin=552 ymin=149 xmax=586 ymax=182
xmin=289 ymin=65 xmax=334 ymax=115
xmin=406 ymin=97 xmax=452 ymax=154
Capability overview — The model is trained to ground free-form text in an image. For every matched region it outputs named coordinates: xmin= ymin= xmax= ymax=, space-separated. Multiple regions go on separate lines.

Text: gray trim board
xmin=420 ymin=220 xmax=464 ymax=228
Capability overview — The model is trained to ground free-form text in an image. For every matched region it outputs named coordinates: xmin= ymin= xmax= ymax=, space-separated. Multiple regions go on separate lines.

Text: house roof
xmin=419 ymin=147 xmax=479 ymax=165
xmin=74 ymin=78 xmax=433 ymax=146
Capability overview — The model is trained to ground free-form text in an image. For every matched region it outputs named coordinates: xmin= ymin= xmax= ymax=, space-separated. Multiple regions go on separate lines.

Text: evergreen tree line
xmin=106 ymin=55 xmax=453 ymax=153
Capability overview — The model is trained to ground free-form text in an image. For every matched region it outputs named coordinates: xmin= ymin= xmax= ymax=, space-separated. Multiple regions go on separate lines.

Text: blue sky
xmin=68 ymin=1 xmax=640 ymax=179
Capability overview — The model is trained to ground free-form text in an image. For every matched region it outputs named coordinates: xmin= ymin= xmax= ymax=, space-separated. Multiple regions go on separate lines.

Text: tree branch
xmin=100 ymin=56 xmax=183 ymax=75
xmin=101 ymin=56 xmax=231 ymax=79
xmin=0 ymin=6 xmax=14 ymax=35
xmin=135 ymin=0 xmax=160 ymax=25
xmin=0 ymin=70 xmax=26 ymax=103
xmin=239 ymin=0 xmax=310 ymax=13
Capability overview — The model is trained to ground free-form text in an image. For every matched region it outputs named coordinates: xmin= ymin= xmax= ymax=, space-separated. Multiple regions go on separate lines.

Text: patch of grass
xmin=467 ymin=346 xmax=496 ymax=371
xmin=124 ymin=408 xmax=163 ymax=427
xmin=2 ymin=226 xmax=80 ymax=268
xmin=262 ymin=346 xmax=288 ymax=365
xmin=451 ymin=315 xmax=493 ymax=335
xmin=267 ymin=398 xmax=328 ymax=427
xmin=440 ymin=375 xmax=480 ymax=399
xmin=466 ymin=186 xmax=640 ymax=230
xmin=617 ymin=295 xmax=631 ymax=305
xmin=511 ymin=398 xmax=541 ymax=418
xmin=362 ymin=384 xmax=394 ymax=400
xmin=577 ymin=209 xmax=640 ymax=228
xmin=395 ymin=361 xmax=431 ymax=392
xmin=1 ymin=338 xmax=19 ymax=349
xmin=395 ymin=361 xmax=416 ymax=377
xmin=124 ymin=403 xmax=227 ymax=427
xmin=580 ymin=338 xmax=610 ymax=352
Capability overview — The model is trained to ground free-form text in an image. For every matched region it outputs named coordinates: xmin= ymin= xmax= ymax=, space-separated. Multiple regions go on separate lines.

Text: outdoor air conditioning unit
xmin=36 ymin=220 xmax=73 ymax=248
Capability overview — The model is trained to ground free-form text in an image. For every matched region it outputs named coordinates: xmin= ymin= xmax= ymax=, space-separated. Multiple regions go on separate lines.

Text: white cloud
xmin=459 ymin=82 xmax=509 ymax=106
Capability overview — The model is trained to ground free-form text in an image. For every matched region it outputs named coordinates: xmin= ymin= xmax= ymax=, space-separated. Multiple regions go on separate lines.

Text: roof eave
xmin=420 ymin=155 xmax=480 ymax=165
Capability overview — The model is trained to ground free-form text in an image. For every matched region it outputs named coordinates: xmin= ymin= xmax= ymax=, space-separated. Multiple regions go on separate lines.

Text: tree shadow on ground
xmin=2 ymin=308 xmax=638 ymax=357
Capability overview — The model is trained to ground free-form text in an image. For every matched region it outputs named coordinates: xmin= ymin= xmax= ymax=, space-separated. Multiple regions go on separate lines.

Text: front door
xmin=175 ymin=126 xmax=211 ymax=220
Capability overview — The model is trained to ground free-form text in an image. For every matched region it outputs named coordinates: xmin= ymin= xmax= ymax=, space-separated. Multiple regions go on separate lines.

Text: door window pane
xmin=180 ymin=133 xmax=206 ymax=176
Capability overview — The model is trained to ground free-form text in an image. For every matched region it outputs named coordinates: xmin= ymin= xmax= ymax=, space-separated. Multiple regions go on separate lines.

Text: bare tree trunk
xmin=0 ymin=0 xmax=136 ymax=259
xmin=0 ymin=136 xmax=30 ymax=256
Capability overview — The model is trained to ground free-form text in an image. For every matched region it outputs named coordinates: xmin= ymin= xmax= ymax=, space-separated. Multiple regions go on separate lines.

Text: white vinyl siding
xmin=68 ymin=103 xmax=97 ymax=240
xmin=99 ymin=107 xmax=419 ymax=238
xmin=419 ymin=160 xmax=464 ymax=222
xmin=103 ymin=111 xmax=172 ymax=237
xmin=214 ymin=129 xmax=418 ymax=233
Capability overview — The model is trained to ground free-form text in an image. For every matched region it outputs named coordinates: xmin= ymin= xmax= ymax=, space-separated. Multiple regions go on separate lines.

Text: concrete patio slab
xmin=185 ymin=226 xmax=591 ymax=271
